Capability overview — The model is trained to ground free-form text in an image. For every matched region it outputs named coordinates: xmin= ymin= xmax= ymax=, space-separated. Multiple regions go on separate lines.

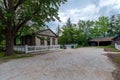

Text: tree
xmin=0 ymin=0 xmax=67 ymax=56
xmin=56 ymin=25 xmax=61 ymax=36
xmin=66 ymin=18 xmax=72 ymax=28
xmin=108 ymin=14 xmax=120 ymax=36
xmin=77 ymin=20 xmax=94 ymax=46
xmin=108 ymin=15 xmax=116 ymax=36
xmin=98 ymin=16 xmax=109 ymax=37
xmin=59 ymin=18 xmax=76 ymax=44
xmin=91 ymin=16 xmax=109 ymax=38
xmin=115 ymin=14 xmax=120 ymax=35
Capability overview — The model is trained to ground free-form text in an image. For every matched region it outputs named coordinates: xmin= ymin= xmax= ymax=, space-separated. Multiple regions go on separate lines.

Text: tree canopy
xmin=59 ymin=15 xmax=120 ymax=46
xmin=0 ymin=0 xmax=67 ymax=56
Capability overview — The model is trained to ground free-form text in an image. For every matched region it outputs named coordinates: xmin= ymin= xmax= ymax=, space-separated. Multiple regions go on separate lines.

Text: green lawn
xmin=0 ymin=52 xmax=5 ymax=58
xmin=0 ymin=51 xmax=33 ymax=64
xmin=115 ymin=58 xmax=120 ymax=64
xmin=97 ymin=45 xmax=120 ymax=52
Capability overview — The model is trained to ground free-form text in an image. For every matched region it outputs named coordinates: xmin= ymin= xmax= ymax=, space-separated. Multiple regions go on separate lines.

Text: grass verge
xmin=97 ymin=45 xmax=120 ymax=52
xmin=107 ymin=54 xmax=120 ymax=80
xmin=0 ymin=51 xmax=33 ymax=64
xmin=115 ymin=58 xmax=120 ymax=64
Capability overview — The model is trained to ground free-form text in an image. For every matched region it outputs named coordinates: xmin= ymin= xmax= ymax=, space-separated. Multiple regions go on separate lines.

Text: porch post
xmin=97 ymin=41 xmax=99 ymax=46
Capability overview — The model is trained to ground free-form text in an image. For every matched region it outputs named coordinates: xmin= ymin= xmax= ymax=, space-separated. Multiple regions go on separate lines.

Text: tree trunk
xmin=5 ymin=27 xmax=14 ymax=56
xmin=14 ymin=36 xmax=17 ymax=45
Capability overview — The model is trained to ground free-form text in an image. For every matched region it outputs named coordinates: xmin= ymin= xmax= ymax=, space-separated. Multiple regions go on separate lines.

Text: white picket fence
xmin=115 ymin=43 xmax=120 ymax=50
xmin=14 ymin=45 xmax=60 ymax=53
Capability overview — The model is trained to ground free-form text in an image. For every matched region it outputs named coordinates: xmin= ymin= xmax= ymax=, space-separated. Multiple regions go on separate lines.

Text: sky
xmin=48 ymin=0 xmax=120 ymax=32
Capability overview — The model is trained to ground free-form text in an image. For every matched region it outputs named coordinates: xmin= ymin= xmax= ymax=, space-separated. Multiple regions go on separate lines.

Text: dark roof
xmin=112 ymin=35 xmax=120 ymax=40
xmin=90 ymin=37 xmax=114 ymax=42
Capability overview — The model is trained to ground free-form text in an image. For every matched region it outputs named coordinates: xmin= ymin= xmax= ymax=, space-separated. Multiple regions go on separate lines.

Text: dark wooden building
xmin=89 ymin=35 xmax=120 ymax=46
xmin=112 ymin=35 xmax=120 ymax=45
xmin=89 ymin=37 xmax=114 ymax=46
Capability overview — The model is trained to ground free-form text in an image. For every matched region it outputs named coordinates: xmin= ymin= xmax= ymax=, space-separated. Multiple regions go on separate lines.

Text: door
xmin=47 ymin=37 xmax=50 ymax=45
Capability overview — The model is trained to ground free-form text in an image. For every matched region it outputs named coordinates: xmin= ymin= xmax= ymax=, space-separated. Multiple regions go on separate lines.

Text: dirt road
xmin=0 ymin=47 xmax=115 ymax=80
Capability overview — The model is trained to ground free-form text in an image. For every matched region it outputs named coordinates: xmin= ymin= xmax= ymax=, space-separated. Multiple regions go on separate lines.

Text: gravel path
xmin=0 ymin=47 xmax=115 ymax=80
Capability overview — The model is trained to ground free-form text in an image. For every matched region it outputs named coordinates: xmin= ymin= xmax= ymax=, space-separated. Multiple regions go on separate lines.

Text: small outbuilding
xmin=89 ymin=37 xmax=114 ymax=46
xmin=89 ymin=35 xmax=120 ymax=46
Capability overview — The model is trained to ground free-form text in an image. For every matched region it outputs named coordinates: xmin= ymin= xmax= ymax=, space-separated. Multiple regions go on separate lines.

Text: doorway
xmin=47 ymin=37 xmax=50 ymax=45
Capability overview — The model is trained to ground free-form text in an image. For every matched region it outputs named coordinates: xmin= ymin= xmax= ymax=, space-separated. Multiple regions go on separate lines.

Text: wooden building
xmin=89 ymin=35 xmax=120 ymax=46
xmin=20 ymin=29 xmax=58 ymax=46
xmin=89 ymin=37 xmax=114 ymax=46
xmin=112 ymin=35 xmax=120 ymax=45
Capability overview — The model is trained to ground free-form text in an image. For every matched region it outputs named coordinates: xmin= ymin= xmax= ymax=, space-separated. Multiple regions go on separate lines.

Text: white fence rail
xmin=14 ymin=45 xmax=60 ymax=53
xmin=115 ymin=43 xmax=120 ymax=50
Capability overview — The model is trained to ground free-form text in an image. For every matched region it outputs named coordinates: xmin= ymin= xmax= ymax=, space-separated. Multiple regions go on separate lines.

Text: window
xmin=40 ymin=39 xmax=44 ymax=45
xmin=25 ymin=37 xmax=28 ymax=45
xmin=52 ymin=38 xmax=55 ymax=45
xmin=47 ymin=37 xmax=50 ymax=45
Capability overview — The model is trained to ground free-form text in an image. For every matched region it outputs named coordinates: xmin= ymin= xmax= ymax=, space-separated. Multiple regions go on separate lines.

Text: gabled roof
xmin=36 ymin=28 xmax=58 ymax=37
xmin=21 ymin=28 xmax=58 ymax=38
xmin=112 ymin=35 xmax=120 ymax=40
xmin=90 ymin=37 xmax=114 ymax=42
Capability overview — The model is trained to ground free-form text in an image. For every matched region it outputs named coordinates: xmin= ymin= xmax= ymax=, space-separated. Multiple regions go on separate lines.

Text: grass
xmin=115 ymin=58 xmax=120 ymax=64
xmin=97 ymin=45 xmax=120 ymax=52
xmin=107 ymin=53 xmax=120 ymax=80
xmin=0 ymin=51 xmax=33 ymax=64
xmin=111 ymin=48 xmax=120 ymax=52
xmin=0 ymin=52 xmax=5 ymax=58
xmin=97 ymin=45 xmax=114 ymax=48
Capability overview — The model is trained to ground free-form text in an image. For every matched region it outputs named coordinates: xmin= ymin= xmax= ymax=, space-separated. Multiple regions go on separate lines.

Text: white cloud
xmin=99 ymin=0 xmax=120 ymax=9
xmin=59 ymin=4 xmax=100 ymax=24
xmin=99 ymin=0 xmax=114 ymax=8
xmin=97 ymin=0 xmax=120 ymax=17
xmin=48 ymin=0 xmax=120 ymax=32
xmin=59 ymin=12 xmax=68 ymax=23
xmin=113 ymin=0 xmax=120 ymax=9
xmin=58 ymin=0 xmax=120 ymax=24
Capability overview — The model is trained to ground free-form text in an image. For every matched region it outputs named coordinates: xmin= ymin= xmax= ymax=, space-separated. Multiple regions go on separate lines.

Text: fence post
xmin=34 ymin=46 xmax=36 ymax=52
xmin=25 ymin=45 xmax=28 ymax=53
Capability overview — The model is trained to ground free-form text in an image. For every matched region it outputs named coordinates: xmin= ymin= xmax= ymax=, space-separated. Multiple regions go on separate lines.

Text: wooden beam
xmin=97 ymin=41 xmax=99 ymax=46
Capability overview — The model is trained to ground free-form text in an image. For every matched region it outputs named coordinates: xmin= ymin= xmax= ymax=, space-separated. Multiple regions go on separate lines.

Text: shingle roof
xmin=90 ymin=37 xmax=114 ymax=42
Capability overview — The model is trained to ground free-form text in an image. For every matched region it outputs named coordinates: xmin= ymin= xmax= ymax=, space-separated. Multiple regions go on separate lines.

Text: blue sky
xmin=48 ymin=0 xmax=120 ymax=32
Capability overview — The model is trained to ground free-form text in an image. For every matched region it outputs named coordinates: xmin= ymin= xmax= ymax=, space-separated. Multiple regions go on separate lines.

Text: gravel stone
xmin=0 ymin=47 xmax=115 ymax=80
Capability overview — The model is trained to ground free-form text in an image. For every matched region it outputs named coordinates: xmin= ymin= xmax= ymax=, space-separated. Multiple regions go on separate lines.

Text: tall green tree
xmin=66 ymin=18 xmax=72 ymax=28
xmin=59 ymin=19 xmax=92 ymax=46
xmin=92 ymin=16 xmax=109 ymax=37
xmin=59 ymin=18 xmax=76 ymax=44
xmin=108 ymin=14 xmax=120 ymax=36
xmin=77 ymin=20 xmax=94 ymax=45
xmin=115 ymin=14 xmax=120 ymax=35
xmin=59 ymin=26 xmax=75 ymax=44
xmin=56 ymin=25 xmax=61 ymax=36
xmin=108 ymin=15 xmax=116 ymax=36
xmin=0 ymin=0 xmax=67 ymax=56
